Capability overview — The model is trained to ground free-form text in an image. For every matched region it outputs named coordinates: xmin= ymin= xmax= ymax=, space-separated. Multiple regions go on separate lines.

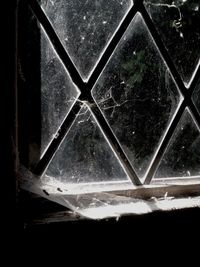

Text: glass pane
xmin=154 ymin=108 xmax=200 ymax=179
xmin=144 ymin=0 xmax=200 ymax=87
xmin=192 ymin=78 xmax=200 ymax=115
xmin=45 ymin=105 xmax=131 ymax=185
xmin=40 ymin=27 xmax=80 ymax=158
xmin=40 ymin=0 xmax=133 ymax=81
xmin=92 ymin=13 xmax=182 ymax=181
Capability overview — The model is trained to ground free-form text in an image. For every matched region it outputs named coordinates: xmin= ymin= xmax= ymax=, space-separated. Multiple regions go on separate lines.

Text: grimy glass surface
xmin=92 ymin=13 xmax=182 ymax=181
xmin=18 ymin=1 xmax=200 ymax=189
xmin=144 ymin=0 xmax=200 ymax=87
xmin=154 ymin=108 xmax=200 ymax=179
xmin=193 ymin=79 xmax=200 ymax=115
xmin=45 ymin=105 xmax=131 ymax=184
xmin=40 ymin=0 xmax=133 ymax=81
xmin=40 ymin=27 xmax=80 ymax=158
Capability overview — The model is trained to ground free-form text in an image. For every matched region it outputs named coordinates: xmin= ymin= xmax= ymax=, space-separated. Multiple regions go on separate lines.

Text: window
xmin=17 ymin=0 xmax=200 ymax=221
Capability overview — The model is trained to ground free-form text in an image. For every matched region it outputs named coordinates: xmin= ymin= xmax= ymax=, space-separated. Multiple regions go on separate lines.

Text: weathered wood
xmin=110 ymin=183 xmax=200 ymax=199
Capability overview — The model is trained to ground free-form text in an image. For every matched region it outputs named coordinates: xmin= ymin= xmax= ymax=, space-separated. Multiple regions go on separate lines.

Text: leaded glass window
xmin=17 ymin=0 xmax=200 ymax=220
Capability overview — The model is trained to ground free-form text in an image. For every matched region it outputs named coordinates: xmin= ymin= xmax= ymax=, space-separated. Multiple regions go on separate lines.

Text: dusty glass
xmin=154 ymin=108 xmax=200 ymax=179
xmin=45 ymin=105 xmax=131 ymax=185
xmin=193 ymin=79 xmax=200 ymax=115
xmin=40 ymin=0 xmax=133 ymax=81
xmin=144 ymin=0 xmax=200 ymax=87
xmin=92 ymin=13 xmax=182 ymax=181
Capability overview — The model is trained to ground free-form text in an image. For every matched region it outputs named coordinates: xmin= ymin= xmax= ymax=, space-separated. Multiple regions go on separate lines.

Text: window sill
xmin=19 ymin=166 xmax=200 ymax=220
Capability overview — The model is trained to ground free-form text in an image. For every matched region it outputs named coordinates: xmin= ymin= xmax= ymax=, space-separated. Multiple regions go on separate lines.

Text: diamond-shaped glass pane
xmin=45 ymin=105 xmax=131 ymax=185
xmin=144 ymin=0 xmax=200 ymax=87
xmin=154 ymin=108 xmax=200 ymax=179
xmin=92 ymin=13 xmax=182 ymax=181
xmin=40 ymin=0 xmax=133 ymax=81
xmin=192 ymin=78 xmax=200 ymax=115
